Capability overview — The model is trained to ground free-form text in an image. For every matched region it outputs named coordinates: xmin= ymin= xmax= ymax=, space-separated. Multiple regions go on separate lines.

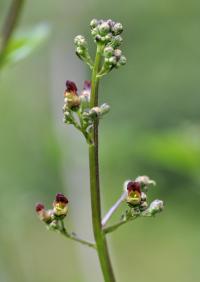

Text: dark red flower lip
xmin=55 ymin=193 xmax=69 ymax=204
xmin=66 ymin=80 xmax=78 ymax=93
xmin=35 ymin=203 xmax=45 ymax=212
xmin=127 ymin=181 xmax=141 ymax=194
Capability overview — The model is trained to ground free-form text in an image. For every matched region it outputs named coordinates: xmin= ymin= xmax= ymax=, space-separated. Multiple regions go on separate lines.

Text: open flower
xmin=64 ymin=80 xmax=80 ymax=111
xmin=125 ymin=181 xmax=142 ymax=206
xmin=53 ymin=193 xmax=69 ymax=217
xmin=63 ymin=80 xmax=91 ymax=112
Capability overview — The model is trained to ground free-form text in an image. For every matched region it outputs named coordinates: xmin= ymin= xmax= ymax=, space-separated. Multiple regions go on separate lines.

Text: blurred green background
xmin=0 ymin=0 xmax=200 ymax=281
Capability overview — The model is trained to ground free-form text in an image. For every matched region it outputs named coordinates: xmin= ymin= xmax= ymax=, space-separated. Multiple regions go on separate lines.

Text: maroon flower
xmin=35 ymin=203 xmax=45 ymax=212
xmin=126 ymin=181 xmax=142 ymax=206
xmin=127 ymin=181 xmax=141 ymax=195
xmin=65 ymin=80 xmax=78 ymax=94
xmin=55 ymin=193 xmax=69 ymax=204
xmin=53 ymin=193 xmax=69 ymax=217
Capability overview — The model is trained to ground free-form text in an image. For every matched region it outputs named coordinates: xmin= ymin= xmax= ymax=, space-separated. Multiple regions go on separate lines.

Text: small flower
xmin=125 ymin=181 xmax=142 ymax=206
xmin=79 ymin=80 xmax=91 ymax=108
xmin=35 ymin=203 xmax=53 ymax=223
xmin=65 ymin=80 xmax=78 ymax=94
xmin=64 ymin=80 xmax=80 ymax=111
xmin=53 ymin=193 xmax=69 ymax=217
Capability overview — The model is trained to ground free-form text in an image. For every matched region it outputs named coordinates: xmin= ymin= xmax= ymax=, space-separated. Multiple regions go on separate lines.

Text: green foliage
xmin=0 ymin=23 xmax=50 ymax=68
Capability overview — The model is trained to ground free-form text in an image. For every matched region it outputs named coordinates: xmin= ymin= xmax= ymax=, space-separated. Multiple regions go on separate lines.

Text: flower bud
xmin=114 ymin=49 xmax=122 ymax=59
xmin=145 ymin=200 xmax=164 ymax=216
xmin=109 ymin=56 xmax=117 ymax=65
xmin=98 ymin=22 xmax=110 ymax=36
xmin=88 ymin=107 xmax=101 ymax=118
xmin=99 ymin=103 xmax=110 ymax=116
xmin=74 ymin=35 xmax=87 ymax=48
xmin=35 ymin=203 xmax=53 ymax=223
xmin=118 ymin=55 xmax=127 ymax=66
xmin=111 ymin=35 xmax=123 ymax=48
xmin=91 ymin=28 xmax=98 ymax=37
xmin=135 ymin=175 xmax=156 ymax=190
xmin=103 ymin=46 xmax=114 ymax=57
xmin=112 ymin=22 xmax=123 ymax=35
xmin=90 ymin=18 xmax=98 ymax=29
xmin=76 ymin=47 xmax=84 ymax=56
xmin=53 ymin=193 xmax=69 ymax=217
xmin=104 ymin=33 xmax=113 ymax=43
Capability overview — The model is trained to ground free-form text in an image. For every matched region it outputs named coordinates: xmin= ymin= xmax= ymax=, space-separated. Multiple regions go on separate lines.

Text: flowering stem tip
xmin=36 ymin=19 xmax=164 ymax=282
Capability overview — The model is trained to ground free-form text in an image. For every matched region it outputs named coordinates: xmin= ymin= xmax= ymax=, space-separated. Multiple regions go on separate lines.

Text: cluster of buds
xmin=123 ymin=176 xmax=163 ymax=216
xmin=35 ymin=193 xmax=69 ymax=229
xmin=74 ymin=35 xmax=93 ymax=68
xmin=63 ymin=80 xmax=110 ymax=143
xmin=90 ymin=19 xmax=126 ymax=74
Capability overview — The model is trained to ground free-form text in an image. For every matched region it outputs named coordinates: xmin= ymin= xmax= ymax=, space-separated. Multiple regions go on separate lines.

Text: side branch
xmin=58 ymin=222 xmax=96 ymax=249
xmin=102 ymin=191 xmax=127 ymax=227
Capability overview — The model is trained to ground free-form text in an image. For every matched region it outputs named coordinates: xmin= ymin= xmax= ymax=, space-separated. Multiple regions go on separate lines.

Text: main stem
xmin=89 ymin=44 xmax=116 ymax=282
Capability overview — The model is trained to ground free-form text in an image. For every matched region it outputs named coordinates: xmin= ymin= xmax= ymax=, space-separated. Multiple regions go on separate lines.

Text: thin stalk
xmin=59 ymin=221 xmax=96 ymax=249
xmin=102 ymin=191 xmax=127 ymax=227
xmin=103 ymin=215 xmax=139 ymax=234
xmin=0 ymin=0 xmax=25 ymax=63
xmin=89 ymin=43 xmax=116 ymax=282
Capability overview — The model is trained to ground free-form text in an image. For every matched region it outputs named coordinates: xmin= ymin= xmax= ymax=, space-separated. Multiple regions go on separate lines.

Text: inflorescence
xmin=36 ymin=18 xmax=164 ymax=243
xmin=123 ymin=176 xmax=164 ymax=218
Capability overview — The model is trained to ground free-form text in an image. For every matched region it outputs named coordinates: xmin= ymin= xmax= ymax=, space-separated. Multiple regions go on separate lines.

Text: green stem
xmin=0 ymin=0 xmax=25 ymax=65
xmin=89 ymin=43 xmax=116 ymax=282
xmin=103 ymin=215 xmax=139 ymax=234
xmin=59 ymin=221 xmax=96 ymax=249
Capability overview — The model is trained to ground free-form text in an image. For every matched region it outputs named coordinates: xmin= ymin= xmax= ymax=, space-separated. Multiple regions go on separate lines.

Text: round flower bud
xmin=109 ymin=56 xmax=117 ymax=65
xmin=119 ymin=55 xmax=127 ymax=66
xmin=112 ymin=35 xmax=123 ymax=48
xmin=76 ymin=47 xmax=84 ymax=56
xmin=104 ymin=33 xmax=113 ymax=43
xmin=112 ymin=22 xmax=123 ymax=35
xmin=91 ymin=28 xmax=98 ymax=37
xmin=145 ymin=199 xmax=164 ymax=216
xmin=99 ymin=22 xmax=110 ymax=36
xmin=90 ymin=18 xmax=98 ymax=29
xmin=99 ymin=103 xmax=110 ymax=116
xmin=114 ymin=49 xmax=122 ymax=59
xmin=74 ymin=35 xmax=87 ymax=48
xmin=104 ymin=46 xmax=114 ymax=57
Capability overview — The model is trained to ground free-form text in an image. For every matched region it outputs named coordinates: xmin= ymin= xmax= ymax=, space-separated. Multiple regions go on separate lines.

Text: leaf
xmin=0 ymin=23 xmax=51 ymax=68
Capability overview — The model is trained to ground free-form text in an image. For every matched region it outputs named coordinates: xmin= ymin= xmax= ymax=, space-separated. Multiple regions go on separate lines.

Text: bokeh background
xmin=0 ymin=0 xmax=200 ymax=281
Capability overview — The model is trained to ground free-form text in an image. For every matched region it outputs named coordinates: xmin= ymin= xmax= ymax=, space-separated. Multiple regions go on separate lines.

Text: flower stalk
xmin=36 ymin=18 xmax=164 ymax=282
xmin=89 ymin=42 xmax=116 ymax=282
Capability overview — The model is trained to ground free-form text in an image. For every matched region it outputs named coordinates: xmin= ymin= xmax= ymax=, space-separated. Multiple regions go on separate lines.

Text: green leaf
xmin=0 ymin=23 xmax=51 ymax=68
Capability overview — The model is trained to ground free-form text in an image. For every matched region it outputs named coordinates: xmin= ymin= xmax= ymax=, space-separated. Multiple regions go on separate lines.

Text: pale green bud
xmin=104 ymin=46 xmax=114 ymax=57
xmin=100 ymin=103 xmax=110 ymax=116
xmin=74 ymin=35 xmax=87 ymax=48
xmin=112 ymin=22 xmax=123 ymax=35
xmin=90 ymin=18 xmax=98 ymax=29
xmin=99 ymin=22 xmax=110 ymax=36
xmin=119 ymin=55 xmax=127 ymax=65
